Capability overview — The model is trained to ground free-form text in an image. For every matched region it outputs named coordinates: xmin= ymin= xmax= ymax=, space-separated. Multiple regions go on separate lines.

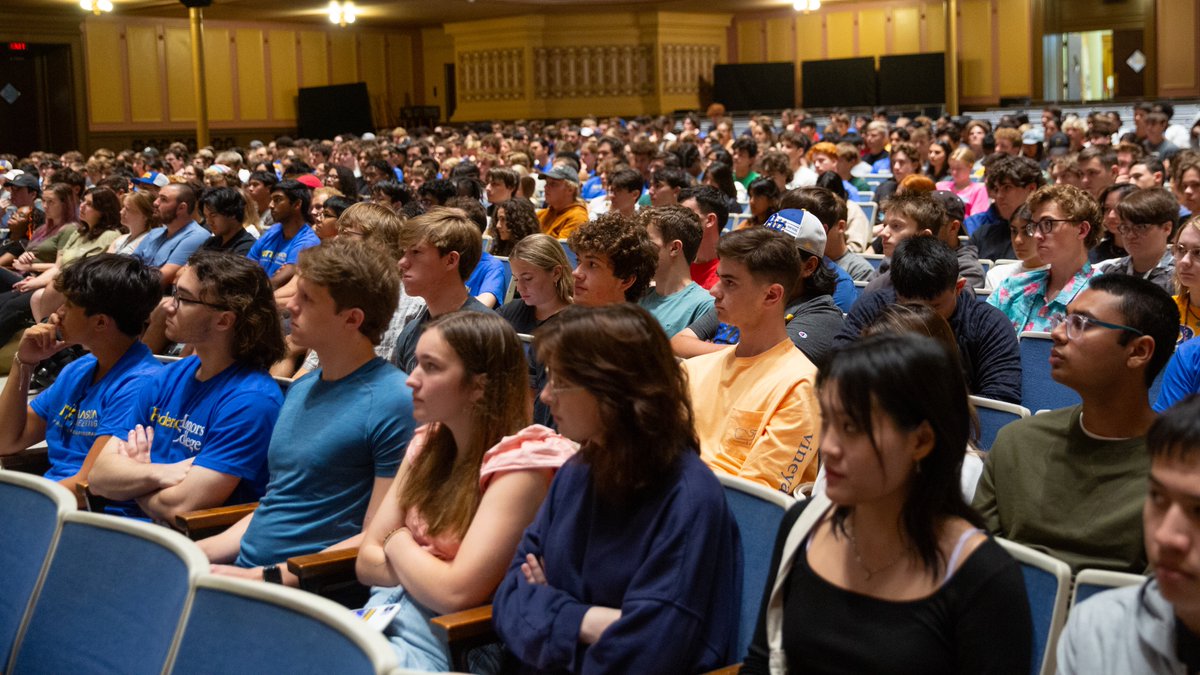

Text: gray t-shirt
xmin=832 ymin=251 xmax=874 ymax=282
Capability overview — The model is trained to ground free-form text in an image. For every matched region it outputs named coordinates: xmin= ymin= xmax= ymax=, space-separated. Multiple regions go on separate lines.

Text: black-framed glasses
xmin=1024 ymin=218 xmax=1078 ymax=237
xmin=1117 ymin=222 xmax=1157 ymax=236
xmin=1171 ymin=243 xmax=1200 ymax=261
xmin=1050 ymin=313 xmax=1144 ymax=340
xmin=171 ymin=289 xmax=229 ymax=311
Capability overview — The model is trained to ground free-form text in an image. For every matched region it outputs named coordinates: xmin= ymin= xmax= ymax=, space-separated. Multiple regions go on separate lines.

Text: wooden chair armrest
xmin=75 ymin=480 xmax=110 ymax=513
xmin=429 ymin=604 xmax=495 ymax=642
xmin=286 ymin=547 xmax=360 ymax=584
xmin=286 ymin=548 xmax=367 ymax=608
xmin=173 ymin=502 xmax=258 ymax=539
xmin=0 ymin=447 xmax=50 ymax=475
xmin=704 ymin=665 xmax=742 ymax=675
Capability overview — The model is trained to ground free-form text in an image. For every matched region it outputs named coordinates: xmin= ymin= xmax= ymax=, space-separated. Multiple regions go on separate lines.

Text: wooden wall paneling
xmin=859 ymin=8 xmax=888 ymax=56
xmin=826 ymin=12 xmax=857 ymax=59
xmin=203 ymin=28 xmax=234 ymax=121
xmin=298 ymin=31 xmax=329 ymax=88
xmin=84 ymin=21 xmax=125 ymax=124
xmin=235 ymin=28 xmax=268 ymax=120
xmin=1158 ymin=0 xmax=1198 ymax=94
xmin=958 ymin=0 xmax=993 ymax=99
xmin=893 ymin=6 xmax=921 ymax=54
xmin=268 ymin=30 xmax=298 ymax=122
xmin=329 ymin=31 xmax=357 ymax=85
xmin=997 ymin=0 xmax=1031 ymax=97
xmin=125 ymin=24 xmax=163 ymax=122
xmin=164 ymin=26 xmax=194 ymax=121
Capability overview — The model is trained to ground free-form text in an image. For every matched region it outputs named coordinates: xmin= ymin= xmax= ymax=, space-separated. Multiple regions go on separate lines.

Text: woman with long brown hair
xmin=493 ymin=304 xmax=742 ymax=673
xmin=356 ymin=311 xmax=575 ymax=671
xmin=0 ymin=186 xmax=121 ymax=342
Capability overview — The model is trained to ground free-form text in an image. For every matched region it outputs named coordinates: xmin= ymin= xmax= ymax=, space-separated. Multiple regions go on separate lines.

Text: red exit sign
xmin=8 ymin=43 xmax=27 ymax=51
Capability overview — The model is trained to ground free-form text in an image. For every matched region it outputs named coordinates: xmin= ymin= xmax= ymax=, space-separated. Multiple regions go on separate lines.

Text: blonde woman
xmin=936 ymin=147 xmax=990 ymax=218
xmin=108 ymin=191 xmax=159 ymax=255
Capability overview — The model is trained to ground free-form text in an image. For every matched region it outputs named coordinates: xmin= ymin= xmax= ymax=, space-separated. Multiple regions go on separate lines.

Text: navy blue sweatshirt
xmin=493 ymin=451 xmax=743 ymax=674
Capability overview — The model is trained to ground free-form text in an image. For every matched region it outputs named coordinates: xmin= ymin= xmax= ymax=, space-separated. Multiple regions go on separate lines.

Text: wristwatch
xmin=262 ymin=564 xmax=282 ymax=584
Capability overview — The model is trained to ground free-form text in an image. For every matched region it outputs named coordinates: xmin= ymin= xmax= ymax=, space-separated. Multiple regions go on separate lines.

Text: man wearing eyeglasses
xmin=89 ymin=252 xmax=286 ymax=523
xmin=974 ymin=274 xmax=1180 ymax=573
xmin=1095 ymin=188 xmax=1178 ymax=295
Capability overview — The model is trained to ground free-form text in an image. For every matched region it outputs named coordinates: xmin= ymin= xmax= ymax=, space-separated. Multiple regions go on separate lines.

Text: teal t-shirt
xmin=236 ymin=358 xmax=414 ymax=567
xmin=638 ymin=281 xmax=715 ymax=338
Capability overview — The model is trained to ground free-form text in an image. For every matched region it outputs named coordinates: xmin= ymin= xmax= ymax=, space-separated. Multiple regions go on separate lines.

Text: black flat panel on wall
xmin=878 ymin=53 xmax=945 ymax=105
xmin=297 ymin=83 xmax=373 ymax=140
xmin=801 ymin=57 xmax=876 ymax=108
xmin=713 ymin=63 xmax=795 ymax=111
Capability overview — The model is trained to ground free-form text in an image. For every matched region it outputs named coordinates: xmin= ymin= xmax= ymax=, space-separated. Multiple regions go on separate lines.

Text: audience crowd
xmin=4 ymin=99 xmax=1200 ymax=673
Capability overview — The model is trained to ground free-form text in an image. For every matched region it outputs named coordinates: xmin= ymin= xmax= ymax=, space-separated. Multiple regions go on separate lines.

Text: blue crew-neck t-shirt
xmin=236 ymin=357 xmax=414 ymax=567
xmin=246 ymin=223 xmax=321 ymax=277
xmin=30 ymin=341 xmax=161 ymax=482
xmin=108 ymin=355 xmax=284 ymax=518
xmin=466 ymin=250 xmax=509 ymax=302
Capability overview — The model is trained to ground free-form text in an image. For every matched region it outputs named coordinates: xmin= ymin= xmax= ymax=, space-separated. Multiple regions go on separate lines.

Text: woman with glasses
xmin=1172 ymin=213 xmax=1200 ymax=341
xmin=742 ymin=333 xmax=1031 ymax=674
xmin=988 ymin=184 xmax=1104 ymax=333
xmin=493 ymin=304 xmax=742 ymax=673
xmin=1095 ymin=188 xmax=1180 ymax=295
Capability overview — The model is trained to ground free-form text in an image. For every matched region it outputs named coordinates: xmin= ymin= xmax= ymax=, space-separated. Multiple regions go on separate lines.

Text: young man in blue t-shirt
xmin=246 ymin=179 xmax=321 ymax=289
xmin=0 ymin=254 xmax=163 ymax=500
xmin=198 ymin=238 xmax=415 ymax=587
xmin=89 ymin=252 xmax=287 ymax=523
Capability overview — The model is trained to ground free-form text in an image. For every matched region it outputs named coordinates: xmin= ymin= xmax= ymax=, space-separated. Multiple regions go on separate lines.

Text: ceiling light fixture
xmin=80 ymin=0 xmax=114 ymax=14
xmin=793 ymin=0 xmax=820 ymax=11
xmin=328 ymin=1 xmax=356 ymax=26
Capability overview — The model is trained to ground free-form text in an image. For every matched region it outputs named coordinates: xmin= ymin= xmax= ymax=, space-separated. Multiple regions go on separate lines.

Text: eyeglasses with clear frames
xmin=1171 ymin=243 xmax=1200 ymax=261
xmin=1049 ymin=313 xmax=1144 ymax=340
xmin=544 ymin=370 xmax=584 ymax=397
xmin=1024 ymin=218 xmax=1078 ymax=237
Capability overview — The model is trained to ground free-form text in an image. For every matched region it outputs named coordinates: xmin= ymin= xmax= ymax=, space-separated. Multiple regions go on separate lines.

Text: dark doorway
xmin=1111 ymin=29 xmax=1145 ymax=98
xmin=444 ymin=63 xmax=456 ymax=122
xmin=0 ymin=43 xmax=76 ymax=156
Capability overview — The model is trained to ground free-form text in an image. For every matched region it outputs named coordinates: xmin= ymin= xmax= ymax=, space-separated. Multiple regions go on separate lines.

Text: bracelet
xmin=381 ymin=527 xmax=404 ymax=550
xmin=12 ymin=353 xmax=35 ymax=371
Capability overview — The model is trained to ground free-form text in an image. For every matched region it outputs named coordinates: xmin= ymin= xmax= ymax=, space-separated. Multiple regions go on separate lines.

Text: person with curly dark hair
xmin=488 ymin=198 xmax=540 ymax=257
xmin=566 ymin=212 xmax=656 ymax=307
xmin=89 ymin=251 xmax=287 ymax=523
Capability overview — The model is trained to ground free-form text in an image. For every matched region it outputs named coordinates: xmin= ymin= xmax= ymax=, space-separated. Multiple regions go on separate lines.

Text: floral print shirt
xmin=987 ymin=263 xmax=1100 ymax=333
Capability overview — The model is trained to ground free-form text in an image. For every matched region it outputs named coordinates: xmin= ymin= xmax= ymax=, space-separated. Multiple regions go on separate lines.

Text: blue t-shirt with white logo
xmin=108 ymin=355 xmax=283 ymax=518
xmin=246 ymin=223 xmax=321 ymax=277
xmin=30 ymin=341 xmax=161 ymax=482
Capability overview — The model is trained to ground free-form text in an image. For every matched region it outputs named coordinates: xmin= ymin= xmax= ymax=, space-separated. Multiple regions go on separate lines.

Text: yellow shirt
xmin=537 ymin=203 xmax=589 ymax=240
xmin=682 ymin=339 xmax=820 ymax=495
xmin=1175 ymin=293 xmax=1200 ymax=343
